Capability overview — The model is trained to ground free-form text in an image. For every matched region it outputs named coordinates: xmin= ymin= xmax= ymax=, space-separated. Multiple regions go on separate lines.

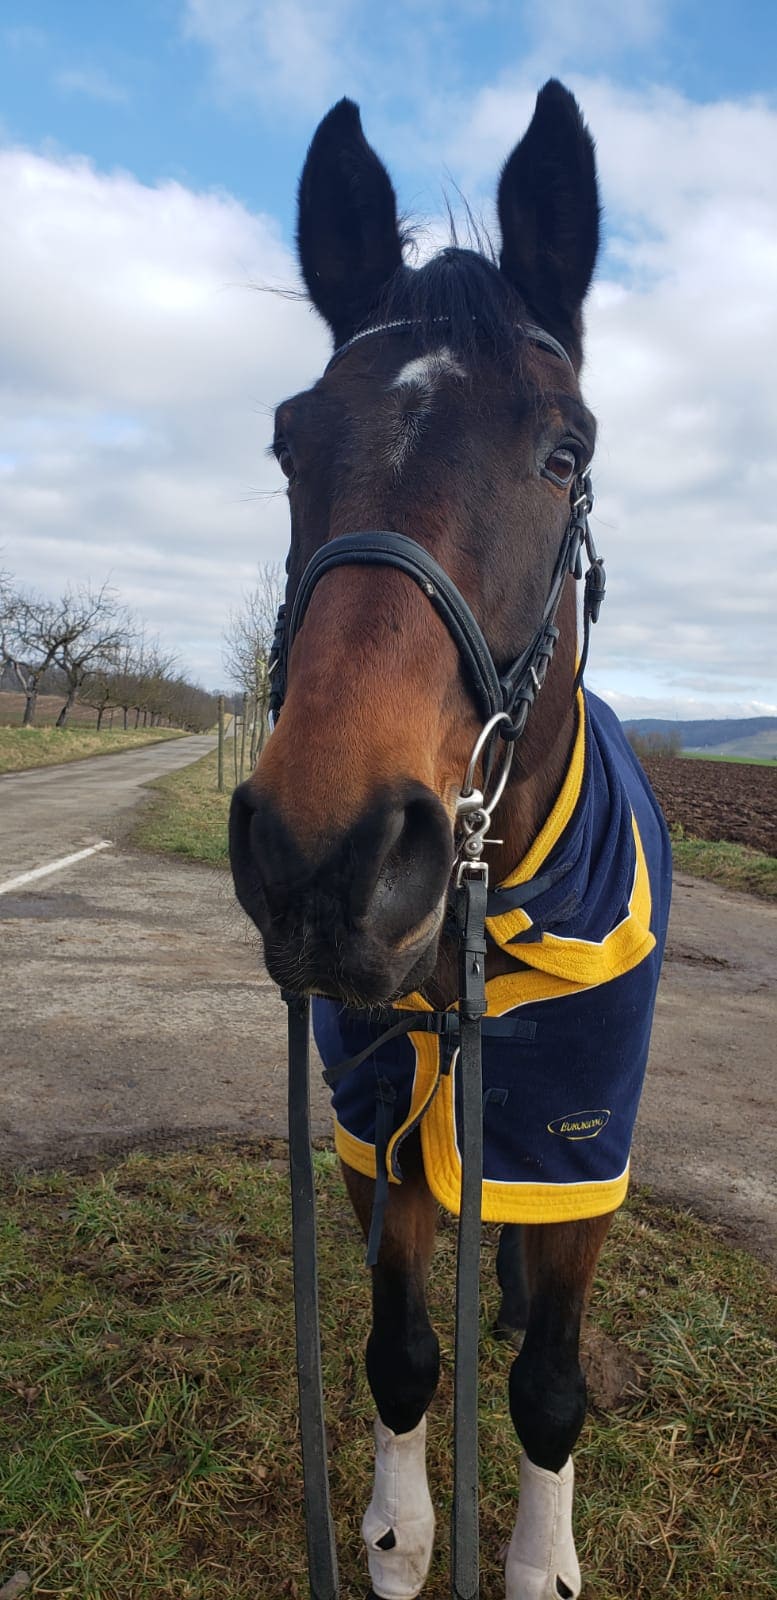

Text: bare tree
xmin=133 ymin=639 xmax=178 ymax=727
xmin=80 ymin=661 xmax=119 ymax=730
xmin=1 ymin=579 xmax=126 ymax=727
xmin=110 ymin=629 xmax=143 ymax=731
xmin=2 ymin=592 xmax=68 ymax=726
xmin=2 ymin=567 xmax=218 ymax=738
xmin=0 ymin=567 xmax=20 ymax=686
xmin=223 ymin=562 xmax=283 ymax=764
xmin=54 ymin=584 xmax=129 ymax=726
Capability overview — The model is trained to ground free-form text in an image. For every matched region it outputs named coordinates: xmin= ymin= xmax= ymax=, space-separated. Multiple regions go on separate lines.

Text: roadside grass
xmin=132 ymin=746 xmax=231 ymax=865
xmin=0 ymin=726 xmax=186 ymax=775
xmin=670 ymin=829 xmax=777 ymax=901
xmin=0 ymin=1148 xmax=773 ymax=1599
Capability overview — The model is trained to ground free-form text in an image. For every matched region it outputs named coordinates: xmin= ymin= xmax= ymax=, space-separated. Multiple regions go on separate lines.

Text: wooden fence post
xmin=217 ymin=695 xmax=225 ymax=792
xmin=239 ymin=691 xmax=249 ymax=784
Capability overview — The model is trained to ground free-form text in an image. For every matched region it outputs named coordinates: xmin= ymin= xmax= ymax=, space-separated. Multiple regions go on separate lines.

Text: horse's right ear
xmin=297 ymin=99 xmax=403 ymax=346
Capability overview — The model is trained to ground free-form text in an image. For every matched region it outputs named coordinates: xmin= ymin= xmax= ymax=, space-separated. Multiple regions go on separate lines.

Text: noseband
xmin=269 ymin=320 xmax=607 ymax=1600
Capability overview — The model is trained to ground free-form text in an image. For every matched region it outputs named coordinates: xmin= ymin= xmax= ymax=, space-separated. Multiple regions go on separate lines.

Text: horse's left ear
xmin=297 ymin=98 xmax=404 ymax=346
xmin=497 ymin=80 xmax=600 ymax=358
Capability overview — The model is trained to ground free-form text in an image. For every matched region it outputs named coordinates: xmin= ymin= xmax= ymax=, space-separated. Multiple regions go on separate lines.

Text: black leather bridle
xmin=268 ymin=320 xmax=604 ymax=740
xmin=268 ymin=320 xmax=606 ymax=1600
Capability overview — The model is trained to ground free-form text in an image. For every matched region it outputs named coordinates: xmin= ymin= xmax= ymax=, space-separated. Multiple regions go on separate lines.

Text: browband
xmin=324 ymin=318 xmax=574 ymax=375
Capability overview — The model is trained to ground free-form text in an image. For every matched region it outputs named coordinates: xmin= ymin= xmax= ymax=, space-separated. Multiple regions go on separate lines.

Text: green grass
xmin=0 ymin=1149 xmax=773 ymax=1599
xmin=131 ymin=746 xmax=231 ymax=865
xmin=0 ymin=726 xmax=185 ymax=774
xmin=671 ymin=830 xmax=777 ymax=900
xmin=682 ymin=751 xmax=777 ymax=766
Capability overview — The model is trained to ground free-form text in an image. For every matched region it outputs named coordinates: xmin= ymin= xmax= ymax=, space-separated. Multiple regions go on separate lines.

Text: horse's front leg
xmin=495 ymin=1223 xmax=531 ymax=1338
xmin=505 ymin=1214 xmax=614 ymax=1600
xmin=342 ymin=1133 xmax=439 ymax=1600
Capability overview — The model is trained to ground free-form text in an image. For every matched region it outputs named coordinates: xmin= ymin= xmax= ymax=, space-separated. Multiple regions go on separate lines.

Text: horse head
xmin=230 ymin=80 xmax=600 ymax=1005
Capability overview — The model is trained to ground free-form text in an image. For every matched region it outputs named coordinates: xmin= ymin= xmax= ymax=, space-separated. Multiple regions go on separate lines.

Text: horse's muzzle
xmin=229 ymin=779 xmax=454 ymax=1002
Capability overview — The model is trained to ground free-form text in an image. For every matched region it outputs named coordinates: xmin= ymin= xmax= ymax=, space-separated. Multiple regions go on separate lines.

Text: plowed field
xmin=642 ymin=755 xmax=777 ymax=856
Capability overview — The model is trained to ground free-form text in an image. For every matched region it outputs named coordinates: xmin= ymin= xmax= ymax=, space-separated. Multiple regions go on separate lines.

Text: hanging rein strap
xmin=451 ymin=868 xmax=488 ymax=1600
xmin=285 ymin=994 xmax=339 ymax=1600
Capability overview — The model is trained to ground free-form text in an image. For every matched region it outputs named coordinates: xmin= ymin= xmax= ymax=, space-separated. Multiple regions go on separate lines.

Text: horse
xmin=230 ymin=80 xmax=671 ymax=1600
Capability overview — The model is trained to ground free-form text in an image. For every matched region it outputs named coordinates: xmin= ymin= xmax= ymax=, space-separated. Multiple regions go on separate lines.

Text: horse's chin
xmin=262 ymin=902 xmax=445 ymax=1008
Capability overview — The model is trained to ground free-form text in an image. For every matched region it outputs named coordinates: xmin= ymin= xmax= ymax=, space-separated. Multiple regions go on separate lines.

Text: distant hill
xmin=621 ymin=716 xmax=777 ymax=760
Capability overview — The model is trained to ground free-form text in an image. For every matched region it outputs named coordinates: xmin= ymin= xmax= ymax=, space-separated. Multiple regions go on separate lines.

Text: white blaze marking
xmin=391 ymin=346 xmax=467 ymax=391
xmin=0 ymin=840 xmax=113 ymax=896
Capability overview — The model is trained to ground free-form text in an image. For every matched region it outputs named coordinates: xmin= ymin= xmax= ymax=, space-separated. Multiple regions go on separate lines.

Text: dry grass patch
xmin=671 ymin=830 xmax=777 ymax=901
xmin=131 ymin=746 xmax=231 ymax=866
xmin=0 ymin=726 xmax=185 ymax=774
xmin=0 ymin=1148 xmax=774 ymax=1599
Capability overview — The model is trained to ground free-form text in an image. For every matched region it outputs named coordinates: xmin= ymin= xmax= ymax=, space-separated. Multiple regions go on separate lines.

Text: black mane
xmin=376 ymin=246 xmax=527 ymax=362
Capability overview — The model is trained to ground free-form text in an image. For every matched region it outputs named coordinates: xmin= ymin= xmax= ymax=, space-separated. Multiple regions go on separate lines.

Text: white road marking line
xmin=0 ymin=840 xmax=113 ymax=896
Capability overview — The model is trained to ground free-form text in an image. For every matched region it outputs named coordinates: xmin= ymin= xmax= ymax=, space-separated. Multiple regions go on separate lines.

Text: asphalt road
xmin=0 ymin=734 xmax=218 ymax=880
xmin=1 ymin=741 xmax=775 ymax=1264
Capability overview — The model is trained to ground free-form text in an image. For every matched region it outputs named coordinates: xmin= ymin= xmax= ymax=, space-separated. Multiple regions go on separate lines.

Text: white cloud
xmin=2 ymin=61 xmax=776 ymax=718
xmin=597 ymin=689 xmax=777 ymax=722
xmin=0 ymin=147 xmax=329 ymax=683
xmin=522 ymin=0 xmax=666 ymax=66
xmin=182 ymin=0 xmax=357 ymax=112
xmin=430 ymin=75 xmax=777 ymax=710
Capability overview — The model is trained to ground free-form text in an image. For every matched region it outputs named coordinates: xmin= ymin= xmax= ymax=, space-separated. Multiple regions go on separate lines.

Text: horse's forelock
xmin=374 ymin=247 xmax=527 ymax=367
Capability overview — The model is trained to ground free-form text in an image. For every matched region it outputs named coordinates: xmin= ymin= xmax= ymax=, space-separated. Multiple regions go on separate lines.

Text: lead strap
xmin=286 ymin=993 xmax=340 ymax=1599
xmin=451 ymin=869 xmax=488 ymax=1600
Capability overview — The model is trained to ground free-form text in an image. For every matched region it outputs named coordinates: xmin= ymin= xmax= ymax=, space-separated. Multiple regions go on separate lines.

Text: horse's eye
xmin=543 ymin=446 xmax=577 ymax=487
xmin=275 ymin=442 xmax=295 ymax=480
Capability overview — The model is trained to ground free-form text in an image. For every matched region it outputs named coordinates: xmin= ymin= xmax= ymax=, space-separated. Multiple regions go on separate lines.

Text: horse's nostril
xmin=229 ymin=782 xmax=263 ymax=915
xmin=230 ymin=781 xmax=289 ymax=918
xmin=368 ymin=792 xmax=453 ymax=946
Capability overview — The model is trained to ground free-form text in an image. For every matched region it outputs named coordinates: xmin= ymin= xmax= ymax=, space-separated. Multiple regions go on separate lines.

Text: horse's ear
xmin=497 ymin=80 xmax=600 ymax=356
xmin=297 ymin=98 xmax=403 ymax=345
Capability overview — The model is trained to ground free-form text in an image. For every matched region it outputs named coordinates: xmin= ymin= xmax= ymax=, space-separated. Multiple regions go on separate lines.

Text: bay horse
xmin=231 ymin=80 xmax=671 ymax=1599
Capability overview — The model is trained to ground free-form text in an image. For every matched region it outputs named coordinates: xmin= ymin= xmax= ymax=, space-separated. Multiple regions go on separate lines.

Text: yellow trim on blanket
xmin=420 ymin=1051 xmax=629 ymax=1220
xmin=386 ymin=1030 xmax=440 ymax=1176
xmin=486 ymin=815 xmax=655 ymax=985
xmin=498 ymin=687 xmax=586 ymax=889
xmin=334 ymin=1118 xmax=385 ymax=1180
xmin=335 ymin=1077 xmax=630 ymax=1221
xmin=333 ymin=1028 xmax=441 ymax=1185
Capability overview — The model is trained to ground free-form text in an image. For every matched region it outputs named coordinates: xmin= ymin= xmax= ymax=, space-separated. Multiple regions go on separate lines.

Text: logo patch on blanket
xmin=548 ymin=1110 xmax=611 ymax=1140
xmin=313 ymin=690 xmax=672 ymax=1224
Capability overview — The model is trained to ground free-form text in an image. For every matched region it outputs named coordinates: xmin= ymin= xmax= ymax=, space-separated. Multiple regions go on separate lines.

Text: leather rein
xmin=268 ymin=319 xmax=606 ymax=1600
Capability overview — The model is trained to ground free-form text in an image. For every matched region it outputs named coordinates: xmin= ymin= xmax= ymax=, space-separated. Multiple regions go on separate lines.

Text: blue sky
xmin=1 ymin=1 xmax=776 ymax=714
xmin=3 ymin=2 xmax=775 ymax=232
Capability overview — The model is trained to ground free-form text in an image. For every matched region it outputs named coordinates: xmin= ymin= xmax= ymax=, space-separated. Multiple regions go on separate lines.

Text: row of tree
xmin=1 ymin=569 xmax=220 ymax=733
xmin=222 ymin=562 xmax=283 ymax=766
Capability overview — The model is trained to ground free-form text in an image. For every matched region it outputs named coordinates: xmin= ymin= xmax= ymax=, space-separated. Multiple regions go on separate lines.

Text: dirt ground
xmin=643 ymin=753 xmax=777 ymax=855
xmin=1 ymin=742 xmax=775 ymax=1267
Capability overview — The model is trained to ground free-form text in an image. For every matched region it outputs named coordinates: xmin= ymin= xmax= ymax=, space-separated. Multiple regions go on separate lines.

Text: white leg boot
xmin=505 ymin=1453 xmax=581 ymax=1600
xmin=361 ymin=1414 xmax=435 ymax=1599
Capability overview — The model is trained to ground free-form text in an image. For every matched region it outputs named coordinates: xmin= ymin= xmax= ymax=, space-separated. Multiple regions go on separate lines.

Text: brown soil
xmin=642 ymin=755 xmax=777 ymax=856
xmin=580 ymin=1326 xmax=648 ymax=1412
